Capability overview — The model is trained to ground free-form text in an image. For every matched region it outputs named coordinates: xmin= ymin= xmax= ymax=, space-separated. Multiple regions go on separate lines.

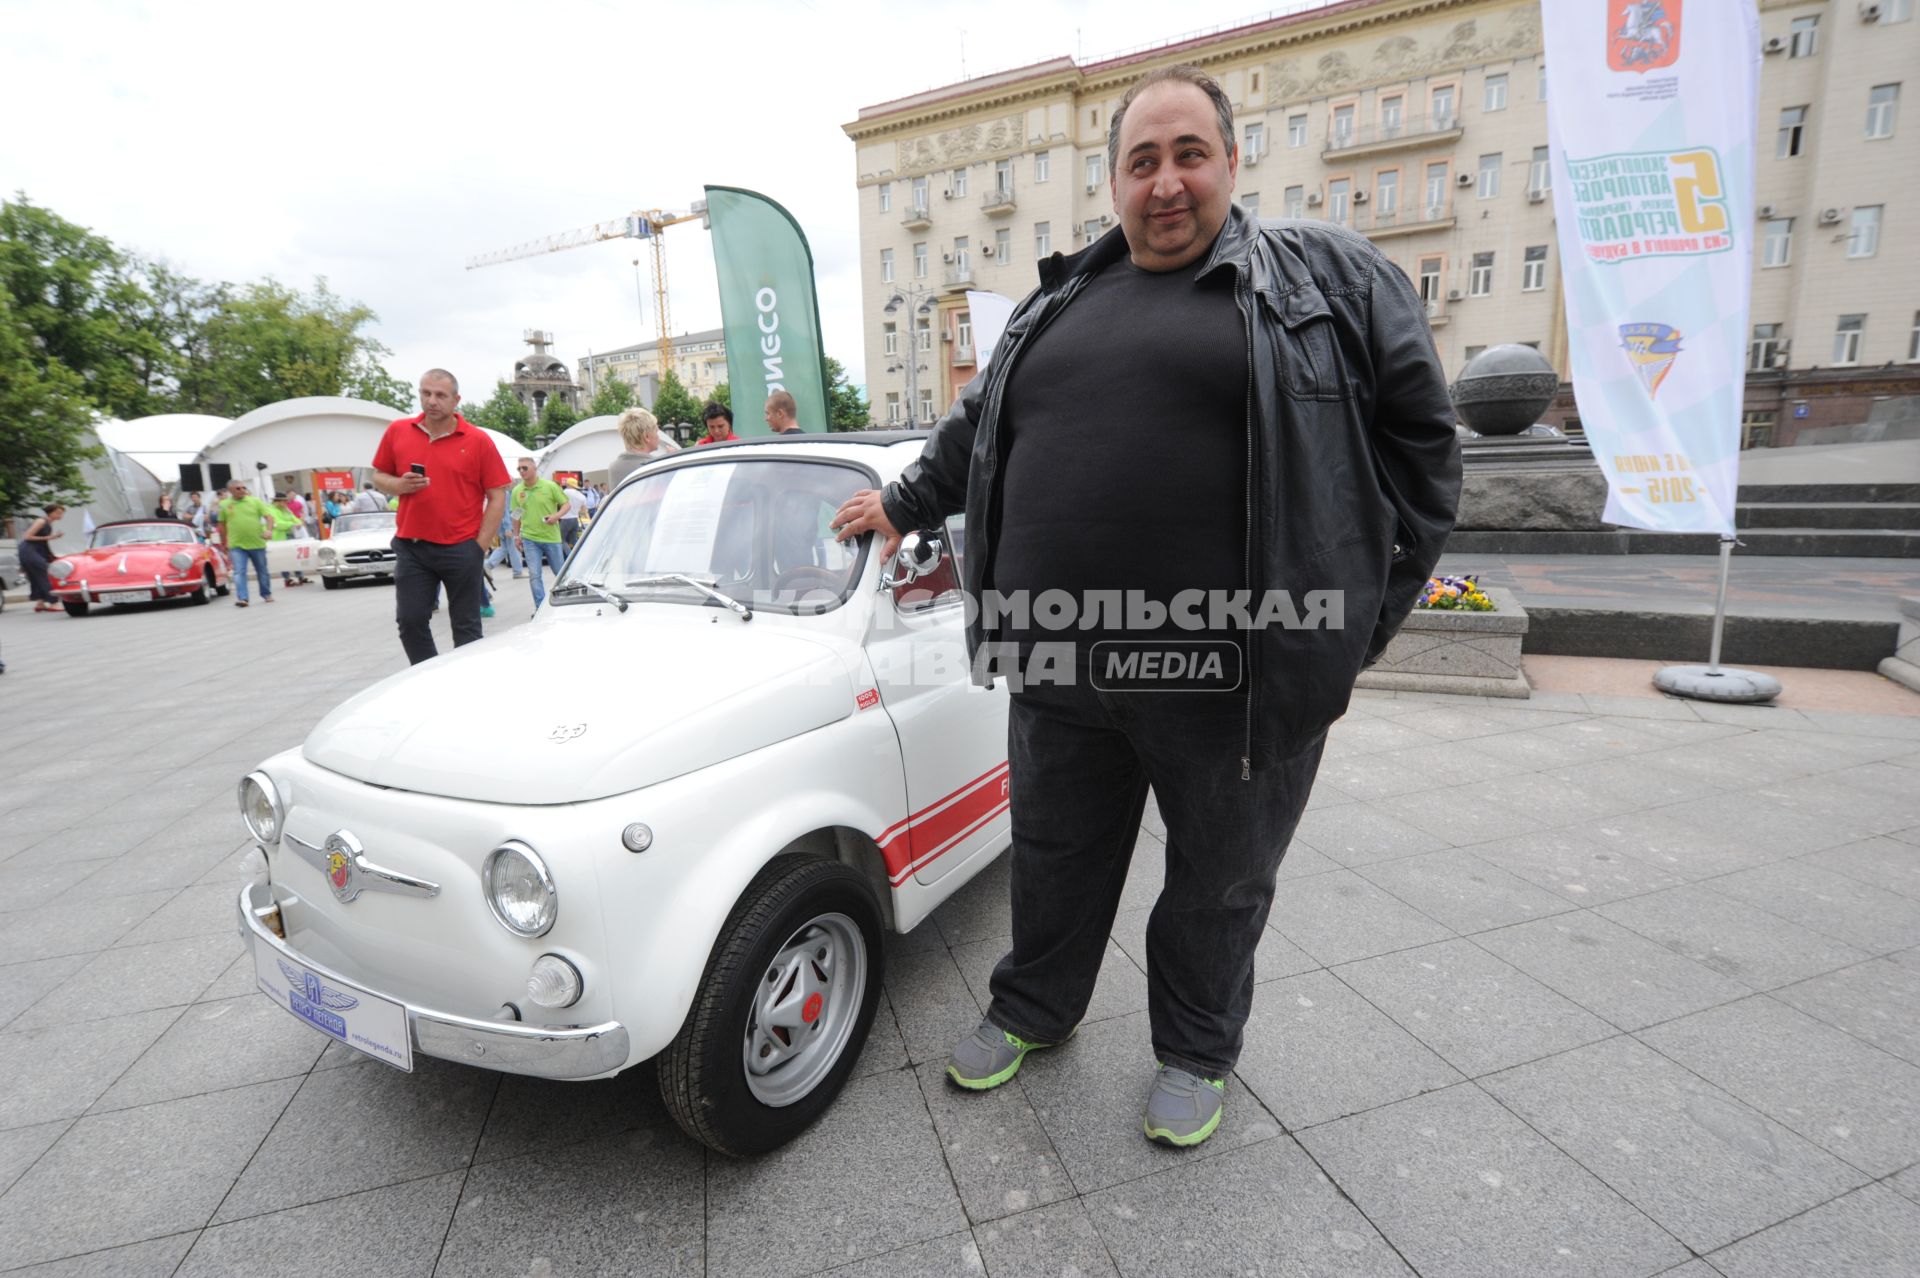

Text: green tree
xmin=822 ymin=356 xmax=871 ymax=432
xmin=588 ymin=375 xmax=634 ymax=418
xmin=540 ymin=397 xmax=580 ymax=436
xmin=651 ymin=369 xmax=702 ymax=431
xmin=187 ymin=278 xmax=405 ymax=416
xmin=465 ymin=380 xmax=533 ymax=443
xmin=708 ymin=382 xmax=731 ymax=413
xmin=0 ymin=291 xmax=100 ymax=511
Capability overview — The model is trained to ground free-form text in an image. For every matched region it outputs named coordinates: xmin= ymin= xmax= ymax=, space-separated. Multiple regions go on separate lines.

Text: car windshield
xmin=91 ymin=523 xmax=196 ymax=548
xmin=330 ymin=512 xmax=396 ymax=536
xmin=560 ymin=459 xmax=871 ymax=613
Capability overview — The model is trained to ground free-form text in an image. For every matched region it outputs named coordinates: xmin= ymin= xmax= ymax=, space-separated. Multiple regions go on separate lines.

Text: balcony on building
xmin=1350 ymin=197 xmax=1457 ymax=240
xmin=901 ymin=200 xmax=933 ymax=230
xmin=942 ymin=260 xmax=974 ymax=290
xmin=1423 ymin=298 xmax=1449 ymax=327
xmin=981 ymin=183 xmax=1016 ymax=217
xmin=953 ymin=343 xmax=976 ymax=365
xmin=1322 ymin=113 xmax=1462 ymax=162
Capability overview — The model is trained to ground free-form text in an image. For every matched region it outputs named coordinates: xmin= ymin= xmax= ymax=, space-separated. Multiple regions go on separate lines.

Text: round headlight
xmin=169 ymin=551 xmax=193 ymax=571
xmin=319 ymin=547 xmax=337 ymax=562
xmin=238 ymin=772 xmax=282 ymax=844
xmin=484 ymin=841 xmax=557 ymax=937
xmin=48 ymin=560 xmax=74 ymax=580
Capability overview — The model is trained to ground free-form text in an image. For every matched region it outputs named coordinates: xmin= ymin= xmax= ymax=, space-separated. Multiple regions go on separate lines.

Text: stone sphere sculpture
xmin=1450 ymin=344 xmax=1561 ymax=437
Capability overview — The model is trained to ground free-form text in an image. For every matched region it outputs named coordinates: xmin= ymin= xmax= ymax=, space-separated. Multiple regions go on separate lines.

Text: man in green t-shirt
xmin=217 ymin=481 xmax=277 ymax=606
xmin=509 ymin=458 xmax=570 ymax=610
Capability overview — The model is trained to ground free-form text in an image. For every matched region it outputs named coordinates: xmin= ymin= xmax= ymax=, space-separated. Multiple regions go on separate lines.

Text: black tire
xmin=190 ymin=569 xmax=213 ymax=605
xmin=63 ymin=600 xmax=89 ymax=617
xmin=321 ymin=575 xmax=342 ymax=590
xmin=659 ymin=855 xmax=884 ymax=1156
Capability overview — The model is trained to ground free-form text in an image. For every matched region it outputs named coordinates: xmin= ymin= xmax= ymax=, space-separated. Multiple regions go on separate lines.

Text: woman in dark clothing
xmin=17 ymin=504 xmax=64 ymax=612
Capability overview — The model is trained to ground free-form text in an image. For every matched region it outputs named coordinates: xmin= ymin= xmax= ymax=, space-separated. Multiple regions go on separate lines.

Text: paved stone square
xmin=2 ymin=581 xmax=1918 ymax=1275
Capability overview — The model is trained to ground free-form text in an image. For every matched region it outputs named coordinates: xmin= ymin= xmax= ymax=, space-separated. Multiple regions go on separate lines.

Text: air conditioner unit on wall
xmin=1353 ymin=190 xmax=1370 ymax=204
xmin=1757 ymin=203 xmax=1777 ymax=219
xmin=1861 ymin=3 xmax=1884 ymax=22
xmin=1456 ymin=172 xmax=1475 ymax=187
xmin=1447 ymin=288 xmax=1464 ymax=301
xmin=1305 ymin=191 xmax=1324 ymax=206
xmin=1244 ymin=150 xmax=1261 ymax=166
xmin=1818 ymin=207 xmax=1844 ymax=225
xmin=1763 ymin=36 xmax=1786 ymax=53
xmin=1528 ymin=189 xmax=1548 ymax=203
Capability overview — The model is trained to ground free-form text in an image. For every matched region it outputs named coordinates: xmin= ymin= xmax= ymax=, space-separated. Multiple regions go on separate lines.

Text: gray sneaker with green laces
xmin=1143 ymin=1063 xmax=1227 ymax=1147
xmin=945 ymin=1017 xmax=1061 ymax=1090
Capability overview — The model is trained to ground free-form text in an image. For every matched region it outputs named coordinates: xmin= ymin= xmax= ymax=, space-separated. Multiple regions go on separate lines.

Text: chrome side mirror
xmin=880 ymin=531 xmax=943 ymax=588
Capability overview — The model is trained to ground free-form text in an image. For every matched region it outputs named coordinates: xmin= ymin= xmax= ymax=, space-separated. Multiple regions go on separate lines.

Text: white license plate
xmin=102 ymin=590 xmax=150 ymax=604
xmin=252 ymin=935 xmax=413 ymax=1071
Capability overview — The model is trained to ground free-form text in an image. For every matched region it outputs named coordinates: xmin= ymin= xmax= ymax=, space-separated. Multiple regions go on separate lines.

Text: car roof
xmin=688 ymin=429 xmax=932 ymax=449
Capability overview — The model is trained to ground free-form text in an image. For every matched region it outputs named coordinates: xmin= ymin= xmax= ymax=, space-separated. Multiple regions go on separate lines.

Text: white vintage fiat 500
xmin=234 ymin=432 xmax=1009 ymax=1154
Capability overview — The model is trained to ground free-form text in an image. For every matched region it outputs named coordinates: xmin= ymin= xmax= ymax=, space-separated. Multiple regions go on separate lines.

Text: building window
xmin=1034 ymin=221 xmax=1051 ymax=257
xmin=1432 ymin=84 xmax=1456 ymax=127
xmin=1741 ymin=410 xmax=1777 ymax=449
xmin=952 ymin=236 xmax=970 ymax=274
xmin=1331 ymin=103 xmax=1355 ymax=145
xmin=878 ymin=182 xmax=892 ymax=213
xmin=918 ymin=389 xmax=934 ymax=423
xmin=957 ymin=313 xmax=972 ymax=350
xmin=1484 ymin=73 xmax=1508 ymax=112
xmin=1418 ymin=256 xmax=1443 ymax=304
xmin=883 ymin=322 xmax=898 ymax=357
xmin=1777 ymin=106 xmax=1807 ymax=158
xmin=1376 ymin=169 xmax=1399 ymax=214
xmin=1522 ymin=245 xmax=1547 ymax=291
xmin=1242 ymin=193 xmax=1260 ymax=218
xmin=1328 ymin=178 xmax=1351 ymax=224
xmin=1849 ymin=206 xmax=1883 ymax=258
xmin=1884 ymin=0 xmax=1913 ymax=21
xmin=1034 ymin=150 xmax=1050 ymax=183
xmin=1244 ymin=121 xmax=1265 ymax=158
xmin=1529 ymin=146 xmax=1551 ymax=194
xmin=1464 ymin=345 xmax=1487 ymax=363
xmin=995 ymin=227 xmax=1011 ymax=263
xmin=911 ymin=175 xmax=929 ymax=212
xmin=1789 ymin=16 xmax=1819 ymax=57
xmin=1085 ymin=154 xmax=1103 ymax=188
xmin=1469 ymin=251 xmax=1494 ymax=297
xmin=913 ymin=242 xmax=928 ymax=278
xmin=885 ymin=393 xmax=902 ymax=423
xmin=1284 ymin=185 xmax=1304 ymax=217
xmin=1081 ymin=218 xmax=1099 ymax=243
xmin=1866 ymin=84 xmax=1899 ymax=139
xmin=993 ymin=159 xmax=1012 ymax=196
xmin=1749 ymin=322 xmax=1782 ymax=371
xmin=1762 ymin=218 xmax=1792 ymax=268
xmin=1425 ymin=161 xmax=1449 ymax=213
xmin=1833 ymin=314 xmax=1865 ymax=365
xmin=950 ymin=168 xmax=968 ymax=198
xmin=881 ymin=248 xmax=894 ymax=284
xmin=1380 ymin=95 xmax=1403 ymax=135
xmin=1287 ymin=113 xmax=1307 ymax=147
xmin=916 ymin=318 xmax=932 ymax=353
xmin=1477 ymin=153 xmax=1502 ymax=199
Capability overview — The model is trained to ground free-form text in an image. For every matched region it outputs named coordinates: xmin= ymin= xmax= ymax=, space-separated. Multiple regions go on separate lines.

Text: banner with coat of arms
xmin=1543 ymin=0 xmax=1760 ymax=535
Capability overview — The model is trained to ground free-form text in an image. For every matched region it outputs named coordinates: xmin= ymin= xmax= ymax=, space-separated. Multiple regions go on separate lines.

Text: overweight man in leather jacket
xmin=834 ymin=64 xmax=1460 ymax=1148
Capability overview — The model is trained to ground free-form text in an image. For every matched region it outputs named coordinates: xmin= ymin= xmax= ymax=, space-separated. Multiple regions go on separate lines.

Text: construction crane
xmin=467 ymin=202 xmax=708 ymax=374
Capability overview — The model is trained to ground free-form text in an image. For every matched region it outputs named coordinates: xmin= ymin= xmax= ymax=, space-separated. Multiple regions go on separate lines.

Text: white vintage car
xmin=235 ymin=433 xmax=1010 ymax=1154
xmin=312 ymin=509 xmax=400 ymax=587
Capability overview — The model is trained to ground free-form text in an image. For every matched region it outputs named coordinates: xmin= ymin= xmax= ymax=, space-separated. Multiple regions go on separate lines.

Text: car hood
xmin=322 ymin=529 xmax=394 ymax=552
xmin=58 ymin=545 xmax=193 ymax=571
xmin=302 ymin=611 xmax=857 ymax=803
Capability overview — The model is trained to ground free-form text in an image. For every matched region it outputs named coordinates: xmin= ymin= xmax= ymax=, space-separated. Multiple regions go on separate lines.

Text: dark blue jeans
xmin=986 ymin=675 xmax=1326 ymax=1079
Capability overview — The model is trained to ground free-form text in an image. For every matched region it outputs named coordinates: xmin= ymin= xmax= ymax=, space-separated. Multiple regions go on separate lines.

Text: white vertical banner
xmin=964 ymin=290 xmax=1018 ymax=369
xmin=1544 ymin=0 xmax=1761 ymax=535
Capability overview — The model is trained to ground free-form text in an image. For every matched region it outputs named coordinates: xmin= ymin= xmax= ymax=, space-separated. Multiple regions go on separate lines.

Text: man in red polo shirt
xmin=371 ymin=369 xmax=512 ymax=664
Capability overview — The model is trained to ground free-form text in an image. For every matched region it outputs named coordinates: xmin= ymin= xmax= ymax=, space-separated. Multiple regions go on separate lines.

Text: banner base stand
xmin=1653 ymin=664 xmax=1782 ymax=703
xmin=1651 ymin=536 xmax=1782 ymax=704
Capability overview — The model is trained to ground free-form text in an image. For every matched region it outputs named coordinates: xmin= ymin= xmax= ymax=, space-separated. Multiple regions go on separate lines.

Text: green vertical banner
xmin=705 ymin=186 xmax=829 ymax=436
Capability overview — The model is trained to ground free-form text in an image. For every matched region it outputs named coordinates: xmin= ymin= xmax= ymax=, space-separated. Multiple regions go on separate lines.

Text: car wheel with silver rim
xmin=659 ymin=854 xmax=882 ymax=1156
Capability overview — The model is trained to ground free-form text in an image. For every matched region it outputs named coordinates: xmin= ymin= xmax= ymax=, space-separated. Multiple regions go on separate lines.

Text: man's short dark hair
xmin=421 ymin=368 xmax=460 ymax=394
xmin=703 ymin=402 xmax=734 ymax=425
xmin=1107 ymin=64 xmax=1236 ymax=181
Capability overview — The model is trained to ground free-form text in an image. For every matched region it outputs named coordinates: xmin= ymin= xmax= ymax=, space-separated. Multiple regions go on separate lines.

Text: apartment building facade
xmin=844 ymin=0 xmax=1917 ymax=444
xmin=576 ymin=327 xmax=730 ymax=409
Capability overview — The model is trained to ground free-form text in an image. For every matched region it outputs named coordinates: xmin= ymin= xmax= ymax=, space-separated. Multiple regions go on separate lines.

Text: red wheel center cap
xmin=802 ymin=992 xmax=825 ymax=1024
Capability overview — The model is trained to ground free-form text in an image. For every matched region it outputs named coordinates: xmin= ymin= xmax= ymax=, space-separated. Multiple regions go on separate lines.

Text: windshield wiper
xmin=549 ymin=579 xmax=628 ymax=612
xmin=622 ymin=573 xmax=752 ymax=620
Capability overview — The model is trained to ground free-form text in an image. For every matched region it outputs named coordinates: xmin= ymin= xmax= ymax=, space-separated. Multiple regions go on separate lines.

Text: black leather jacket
xmin=882 ymin=205 xmax=1461 ymax=769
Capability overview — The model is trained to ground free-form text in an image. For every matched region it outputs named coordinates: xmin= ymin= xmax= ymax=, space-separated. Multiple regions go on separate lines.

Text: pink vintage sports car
xmin=47 ymin=519 xmax=231 ymax=616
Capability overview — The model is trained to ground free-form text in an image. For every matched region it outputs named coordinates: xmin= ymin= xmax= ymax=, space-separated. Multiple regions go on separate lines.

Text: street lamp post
xmin=884 ymin=285 xmax=938 ymax=426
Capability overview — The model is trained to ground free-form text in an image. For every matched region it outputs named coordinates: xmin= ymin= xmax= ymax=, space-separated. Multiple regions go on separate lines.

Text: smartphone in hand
xmin=409 ymin=463 xmax=427 ymax=477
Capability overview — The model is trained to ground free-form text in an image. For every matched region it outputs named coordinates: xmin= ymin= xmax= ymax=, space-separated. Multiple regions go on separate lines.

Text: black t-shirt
xmin=993 ymin=253 xmax=1247 ymax=646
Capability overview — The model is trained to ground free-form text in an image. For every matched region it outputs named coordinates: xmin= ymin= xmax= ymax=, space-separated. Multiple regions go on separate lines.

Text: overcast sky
xmin=1 ymin=0 xmax=1313 ymax=412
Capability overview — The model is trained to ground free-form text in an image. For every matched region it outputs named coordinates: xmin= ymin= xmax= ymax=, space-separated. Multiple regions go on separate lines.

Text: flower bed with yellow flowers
xmin=1416 ymin=574 xmax=1496 ymax=612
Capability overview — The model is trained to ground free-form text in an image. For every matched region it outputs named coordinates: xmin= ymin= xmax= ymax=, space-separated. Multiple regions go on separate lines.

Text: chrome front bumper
xmin=236 ymin=881 xmax=630 ymax=1080
xmin=317 ymin=561 xmax=392 ymax=578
